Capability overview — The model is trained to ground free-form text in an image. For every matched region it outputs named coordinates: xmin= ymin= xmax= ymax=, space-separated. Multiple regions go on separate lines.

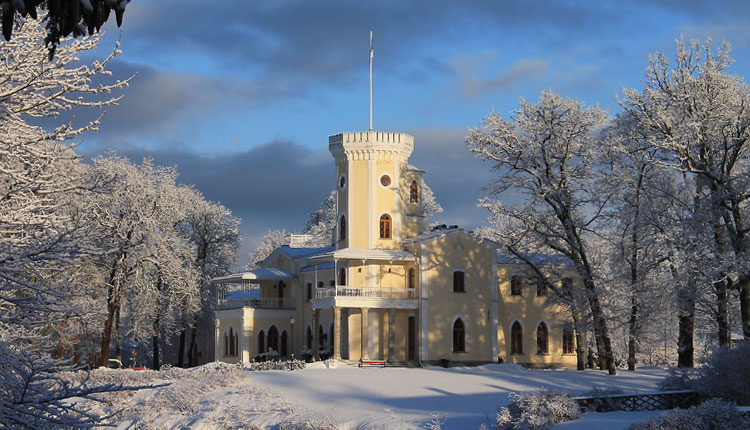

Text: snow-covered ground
xmin=97 ymin=362 xmax=669 ymax=429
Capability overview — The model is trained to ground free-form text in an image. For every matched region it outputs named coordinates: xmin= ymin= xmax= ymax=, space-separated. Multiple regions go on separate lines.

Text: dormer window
xmin=410 ymin=181 xmax=419 ymax=203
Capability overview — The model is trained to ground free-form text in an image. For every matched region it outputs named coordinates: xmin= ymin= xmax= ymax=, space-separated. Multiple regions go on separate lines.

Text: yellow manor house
xmin=213 ymin=130 xmax=578 ymax=368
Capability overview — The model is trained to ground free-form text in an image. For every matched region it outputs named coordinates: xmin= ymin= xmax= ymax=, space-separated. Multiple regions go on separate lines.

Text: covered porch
xmin=306 ymin=248 xmax=420 ymax=364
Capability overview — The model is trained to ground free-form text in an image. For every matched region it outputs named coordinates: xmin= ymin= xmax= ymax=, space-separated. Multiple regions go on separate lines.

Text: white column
xmin=333 ymin=307 xmax=342 ymax=360
xmin=361 ymin=307 xmax=370 ymax=361
xmin=388 ymin=308 xmax=396 ymax=362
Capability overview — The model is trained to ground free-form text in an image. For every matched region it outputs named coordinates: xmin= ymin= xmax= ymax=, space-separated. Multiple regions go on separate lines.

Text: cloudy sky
xmin=74 ymin=0 xmax=750 ymax=269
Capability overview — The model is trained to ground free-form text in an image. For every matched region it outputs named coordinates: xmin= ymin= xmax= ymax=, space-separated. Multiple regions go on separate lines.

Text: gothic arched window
xmin=511 ymin=321 xmax=523 ymax=354
xmin=379 ymin=214 xmax=391 ymax=239
xmin=452 ymin=319 xmax=465 ymax=352
xmin=536 ymin=322 xmax=549 ymax=354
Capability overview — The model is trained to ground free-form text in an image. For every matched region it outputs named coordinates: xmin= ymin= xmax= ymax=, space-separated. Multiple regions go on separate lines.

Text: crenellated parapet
xmin=329 ymin=131 xmax=414 ymax=161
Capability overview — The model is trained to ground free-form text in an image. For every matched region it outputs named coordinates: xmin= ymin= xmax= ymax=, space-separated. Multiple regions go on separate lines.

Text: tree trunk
xmin=716 ymin=280 xmax=731 ymax=347
xmin=741 ymin=278 xmax=750 ymax=339
xmin=188 ymin=324 xmax=198 ymax=367
xmin=100 ymin=292 xmax=117 ymax=367
xmin=677 ymin=290 xmax=695 ymax=368
xmin=152 ymin=315 xmax=160 ymax=371
xmin=575 ymin=330 xmax=586 ymax=371
xmin=114 ymin=306 xmax=122 ymax=362
xmin=627 ymin=294 xmax=638 ymax=371
xmin=585 ymin=284 xmax=617 ymax=375
xmin=177 ymin=327 xmax=186 ymax=368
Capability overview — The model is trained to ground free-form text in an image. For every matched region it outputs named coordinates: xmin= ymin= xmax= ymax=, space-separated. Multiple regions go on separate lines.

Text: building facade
xmin=214 ymin=131 xmax=578 ymax=367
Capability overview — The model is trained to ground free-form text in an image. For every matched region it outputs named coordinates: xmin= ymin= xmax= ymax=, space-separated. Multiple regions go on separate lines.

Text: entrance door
xmin=407 ymin=316 xmax=416 ymax=361
xmin=278 ymin=281 xmax=285 ymax=307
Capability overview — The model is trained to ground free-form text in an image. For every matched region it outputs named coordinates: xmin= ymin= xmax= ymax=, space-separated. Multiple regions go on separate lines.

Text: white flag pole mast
xmin=369 ymin=31 xmax=373 ymax=132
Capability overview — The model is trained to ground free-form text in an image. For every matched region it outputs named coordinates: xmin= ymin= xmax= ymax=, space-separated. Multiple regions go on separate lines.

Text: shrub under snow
xmin=697 ymin=341 xmax=750 ymax=405
xmin=628 ymin=399 xmax=750 ymax=430
xmin=495 ymin=390 xmax=579 ymax=430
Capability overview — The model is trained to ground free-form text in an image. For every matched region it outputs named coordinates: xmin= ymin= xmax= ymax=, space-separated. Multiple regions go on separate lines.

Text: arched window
xmin=453 ymin=271 xmax=465 ymax=293
xmin=281 ymin=330 xmax=288 ymax=356
xmin=410 ymin=181 xmax=419 ymax=203
xmin=536 ymin=322 xmax=548 ymax=354
xmin=563 ymin=325 xmax=575 ymax=354
xmin=268 ymin=326 xmax=279 ymax=353
xmin=339 ymin=215 xmax=346 ymax=240
xmin=511 ymin=321 xmax=523 ymax=354
xmin=227 ymin=327 xmax=237 ymax=357
xmin=511 ymin=275 xmax=522 ymax=296
xmin=257 ymin=330 xmax=265 ymax=354
xmin=452 ymin=319 xmax=465 ymax=352
xmin=379 ymin=214 xmax=391 ymax=239
xmin=408 ymin=268 xmax=415 ymax=289
xmin=338 ymin=267 xmax=346 ymax=286
xmin=318 ymin=325 xmax=326 ymax=349
xmin=306 ymin=326 xmax=313 ymax=349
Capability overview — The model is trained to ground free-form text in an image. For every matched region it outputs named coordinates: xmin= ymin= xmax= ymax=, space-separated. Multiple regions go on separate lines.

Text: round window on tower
xmin=380 ymin=175 xmax=391 ymax=187
xmin=339 ymin=175 xmax=346 ymax=189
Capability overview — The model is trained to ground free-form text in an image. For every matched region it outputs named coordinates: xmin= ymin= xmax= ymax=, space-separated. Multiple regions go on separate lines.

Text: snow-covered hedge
xmin=628 ymin=399 xmax=750 ymax=430
xmin=658 ymin=341 xmax=750 ymax=405
xmin=245 ymin=359 xmax=306 ymax=371
xmin=697 ymin=341 xmax=750 ymax=405
xmin=495 ymin=390 xmax=579 ymax=430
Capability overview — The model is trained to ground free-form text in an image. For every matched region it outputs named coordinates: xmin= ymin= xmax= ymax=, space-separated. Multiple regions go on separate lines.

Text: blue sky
xmin=75 ymin=0 xmax=750 ymax=268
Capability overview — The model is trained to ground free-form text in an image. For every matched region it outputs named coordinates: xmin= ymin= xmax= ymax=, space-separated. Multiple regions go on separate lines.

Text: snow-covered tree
xmin=467 ymin=91 xmax=619 ymax=374
xmin=302 ymin=191 xmax=336 ymax=247
xmin=420 ymin=180 xmax=443 ymax=230
xmin=247 ymin=229 xmax=289 ymax=269
xmin=621 ymin=39 xmax=750 ymax=346
xmin=176 ymin=188 xmax=240 ymax=367
xmin=0 ymin=16 xmax=130 ymax=427
xmin=1 ymin=1 xmax=131 ymax=58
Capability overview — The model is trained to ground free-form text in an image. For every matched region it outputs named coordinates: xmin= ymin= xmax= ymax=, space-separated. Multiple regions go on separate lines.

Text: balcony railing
xmin=315 ymin=286 xmax=417 ymax=300
xmin=217 ymin=297 xmax=294 ymax=310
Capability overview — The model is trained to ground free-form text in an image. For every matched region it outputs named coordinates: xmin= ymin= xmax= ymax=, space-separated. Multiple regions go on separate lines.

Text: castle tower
xmin=329 ymin=131 xmax=424 ymax=250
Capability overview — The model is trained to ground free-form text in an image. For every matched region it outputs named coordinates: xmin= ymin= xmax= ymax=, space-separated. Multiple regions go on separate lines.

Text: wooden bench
xmin=358 ymin=360 xmax=386 ymax=368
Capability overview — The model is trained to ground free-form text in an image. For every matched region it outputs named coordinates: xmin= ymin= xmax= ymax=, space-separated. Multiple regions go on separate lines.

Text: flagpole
xmin=369 ymin=31 xmax=373 ymax=132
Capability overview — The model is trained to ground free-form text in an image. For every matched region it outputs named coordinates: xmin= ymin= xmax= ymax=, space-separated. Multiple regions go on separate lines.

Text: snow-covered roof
xmin=406 ymin=164 xmax=425 ymax=173
xmin=309 ymin=248 xmax=416 ymax=262
xmin=212 ymin=268 xmax=294 ymax=283
xmin=496 ymin=252 xmax=574 ymax=266
xmin=277 ymin=246 xmax=334 ymax=259
xmin=300 ymin=261 xmax=335 ymax=273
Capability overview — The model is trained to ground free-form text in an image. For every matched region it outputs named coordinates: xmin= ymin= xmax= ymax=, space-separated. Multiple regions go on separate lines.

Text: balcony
xmin=312 ymin=286 xmax=418 ymax=309
xmin=217 ymin=297 xmax=294 ymax=310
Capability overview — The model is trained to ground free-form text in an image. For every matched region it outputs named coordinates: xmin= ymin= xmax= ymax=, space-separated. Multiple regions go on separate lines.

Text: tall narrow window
xmin=511 ymin=321 xmax=523 ymax=354
xmin=452 ymin=319 xmax=465 ymax=352
xmin=338 ymin=267 xmax=346 ymax=286
xmin=318 ymin=280 xmax=324 ymax=289
xmin=318 ymin=325 xmax=326 ymax=349
xmin=268 ymin=326 xmax=279 ymax=353
xmin=224 ymin=332 xmax=228 ymax=357
xmin=306 ymin=326 xmax=312 ymax=349
xmin=563 ymin=325 xmax=575 ymax=354
xmin=536 ymin=322 xmax=548 ymax=354
xmin=228 ymin=328 xmax=235 ymax=356
xmin=536 ymin=277 xmax=547 ymax=296
xmin=379 ymin=214 xmax=391 ymax=239
xmin=306 ymin=282 xmax=312 ymax=301
xmin=408 ymin=268 xmax=415 ymax=289
xmin=257 ymin=330 xmax=264 ymax=354
xmin=511 ymin=275 xmax=522 ymax=296
xmin=410 ymin=181 xmax=419 ymax=203
xmin=453 ymin=271 xmax=465 ymax=292
xmin=281 ymin=331 xmax=288 ymax=356
xmin=339 ymin=215 xmax=346 ymax=240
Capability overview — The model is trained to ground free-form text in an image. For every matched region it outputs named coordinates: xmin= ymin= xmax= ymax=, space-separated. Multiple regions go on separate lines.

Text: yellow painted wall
xmin=496 ymin=264 xmax=577 ymax=368
xmin=422 ymin=233 xmax=495 ymax=362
